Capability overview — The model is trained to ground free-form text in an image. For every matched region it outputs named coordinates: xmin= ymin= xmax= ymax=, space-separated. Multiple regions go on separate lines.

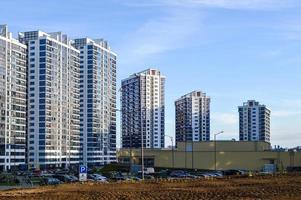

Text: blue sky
xmin=1 ymin=0 xmax=301 ymax=147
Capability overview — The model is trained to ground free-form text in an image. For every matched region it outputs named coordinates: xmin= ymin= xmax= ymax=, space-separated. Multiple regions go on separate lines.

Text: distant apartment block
xmin=19 ymin=30 xmax=81 ymax=169
xmin=175 ymin=91 xmax=210 ymax=145
xmin=238 ymin=100 xmax=271 ymax=142
xmin=73 ymin=38 xmax=117 ymax=166
xmin=121 ymin=69 xmax=165 ymax=149
xmin=0 ymin=25 xmax=27 ymax=171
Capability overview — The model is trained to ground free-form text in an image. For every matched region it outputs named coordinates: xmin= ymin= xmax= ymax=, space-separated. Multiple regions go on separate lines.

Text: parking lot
xmin=0 ymin=173 xmax=301 ymax=200
xmin=0 ymin=166 xmax=255 ymax=188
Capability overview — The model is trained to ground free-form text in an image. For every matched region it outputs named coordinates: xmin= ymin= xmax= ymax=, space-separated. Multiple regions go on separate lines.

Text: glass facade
xmin=238 ymin=100 xmax=271 ymax=142
xmin=74 ymin=38 xmax=117 ymax=166
xmin=0 ymin=25 xmax=27 ymax=171
xmin=121 ymin=69 xmax=165 ymax=149
xmin=175 ymin=91 xmax=211 ymax=145
xmin=0 ymin=26 xmax=117 ymax=171
xmin=19 ymin=31 xmax=80 ymax=169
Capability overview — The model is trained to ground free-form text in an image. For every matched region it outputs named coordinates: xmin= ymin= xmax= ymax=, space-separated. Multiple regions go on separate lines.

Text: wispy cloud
xmin=266 ymin=19 xmax=301 ymax=41
xmin=118 ymin=9 xmax=203 ymax=64
xmin=273 ymin=110 xmax=301 ymax=117
xmin=267 ymin=99 xmax=301 ymax=146
xmin=187 ymin=0 xmax=298 ymax=10
xmin=281 ymin=99 xmax=301 ymax=109
xmin=212 ymin=112 xmax=238 ymax=125
xmin=271 ymin=129 xmax=301 ymax=147
xmin=121 ymin=0 xmax=299 ymax=10
xmin=117 ymin=0 xmax=301 ymax=65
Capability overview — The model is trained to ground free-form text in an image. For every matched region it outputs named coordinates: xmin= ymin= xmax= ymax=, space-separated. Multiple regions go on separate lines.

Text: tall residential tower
xmin=74 ymin=38 xmax=117 ymax=167
xmin=19 ymin=30 xmax=81 ymax=169
xmin=175 ymin=91 xmax=210 ymax=145
xmin=0 ymin=25 xmax=27 ymax=171
xmin=121 ymin=69 xmax=165 ymax=149
xmin=238 ymin=100 xmax=271 ymax=142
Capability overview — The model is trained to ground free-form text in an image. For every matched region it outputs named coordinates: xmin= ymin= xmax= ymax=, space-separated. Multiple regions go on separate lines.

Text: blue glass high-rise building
xmin=238 ymin=100 xmax=271 ymax=142
xmin=175 ymin=91 xmax=211 ymax=144
xmin=74 ymin=38 xmax=117 ymax=167
xmin=121 ymin=69 xmax=165 ymax=149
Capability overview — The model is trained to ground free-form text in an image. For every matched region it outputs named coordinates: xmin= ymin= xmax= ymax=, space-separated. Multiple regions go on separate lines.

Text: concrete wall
xmin=118 ymin=147 xmax=301 ymax=171
xmin=176 ymin=141 xmax=271 ymax=152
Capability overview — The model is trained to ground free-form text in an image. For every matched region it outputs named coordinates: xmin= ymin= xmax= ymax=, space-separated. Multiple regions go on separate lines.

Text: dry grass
xmin=1 ymin=174 xmax=301 ymax=200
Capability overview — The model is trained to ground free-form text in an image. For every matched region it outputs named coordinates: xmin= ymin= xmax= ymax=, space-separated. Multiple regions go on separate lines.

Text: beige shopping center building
xmin=117 ymin=141 xmax=301 ymax=171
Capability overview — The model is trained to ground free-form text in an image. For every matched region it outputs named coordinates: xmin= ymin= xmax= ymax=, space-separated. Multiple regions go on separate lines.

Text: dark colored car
xmin=170 ymin=170 xmax=192 ymax=178
xmin=53 ymin=174 xmax=74 ymax=183
xmin=223 ymin=169 xmax=245 ymax=176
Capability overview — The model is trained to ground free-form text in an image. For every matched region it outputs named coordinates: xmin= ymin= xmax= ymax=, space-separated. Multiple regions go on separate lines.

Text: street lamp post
xmin=141 ymin=131 xmax=144 ymax=180
xmin=214 ymin=131 xmax=224 ymax=171
xmin=165 ymin=135 xmax=174 ymax=168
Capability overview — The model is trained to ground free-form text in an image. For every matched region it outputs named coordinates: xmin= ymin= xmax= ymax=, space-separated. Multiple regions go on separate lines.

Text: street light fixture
xmin=141 ymin=130 xmax=144 ymax=180
xmin=214 ymin=131 xmax=224 ymax=171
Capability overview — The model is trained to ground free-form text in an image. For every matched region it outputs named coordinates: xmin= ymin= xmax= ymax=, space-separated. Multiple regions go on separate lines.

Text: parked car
xmin=55 ymin=169 xmax=69 ymax=174
xmin=194 ymin=173 xmax=211 ymax=178
xmin=137 ymin=174 xmax=155 ymax=180
xmin=68 ymin=175 xmax=79 ymax=182
xmin=88 ymin=174 xmax=108 ymax=182
xmin=193 ymin=173 xmax=204 ymax=178
xmin=213 ymin=172 xmax=223 ymax=177
xmin=138 ymin=167 xmax=155 ymax=175
xmin=156 ymin=169 xmax=169 ymax=177
xmin=131 ymin=176 xmax=142 ymax=181
xmin=111 ymin=176 xmax=127 ymax=181
xmin=170 ymin=170 xmax=193 ymax=178
xmin=43 ymin=177 xmax=62 ymax=185
xmin=53 ymin=174 xmax=75 ymax=183
xmin=223 ymin=169 xmax=245 ymax=176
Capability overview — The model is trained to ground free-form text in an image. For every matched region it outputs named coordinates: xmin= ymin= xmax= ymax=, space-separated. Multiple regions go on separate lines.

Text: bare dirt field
xmin=1 ymin=174 xmax=301 ymax=200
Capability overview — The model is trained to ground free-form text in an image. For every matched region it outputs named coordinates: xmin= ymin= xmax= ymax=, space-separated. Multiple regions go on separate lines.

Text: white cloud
xmin=211 ymin=112 xmax=238 ymax=125
xmin=118 ymin=9 xmax=203 ymax=64
xmin=117 ymin=0 xmax=301 ymax=65
xmin=273 ymin=110 xmax=301 ymax=117
xmin=282 ymin=99 xmax=301 ymax=109
xmin=271 ymin=100 xmax=301 ymax=117
xmin=271 ymin=129 xmax=301 ymax=148
xmin=121 ymin=0 xmax=298 ymax=10
xmin=188 ymin=0 xmax=297 ymax=10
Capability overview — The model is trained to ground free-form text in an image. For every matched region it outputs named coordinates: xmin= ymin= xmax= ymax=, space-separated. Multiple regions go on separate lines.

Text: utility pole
xmin=214 ymin=131 xmax=224 ymax=171
xmin=141 ymin=131 xmax=144 ymax=180
xmin=192 ymin=140 xmax=194 ymax=170
xmin=185 ymin=134 xmax=187 ymax=169
xmin=171 ymin=137 xmax=175 ymax=169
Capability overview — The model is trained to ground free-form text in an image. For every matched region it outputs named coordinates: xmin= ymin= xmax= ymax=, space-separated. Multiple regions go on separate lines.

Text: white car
xmin=88 ymin=174 xmax=108 ymax=182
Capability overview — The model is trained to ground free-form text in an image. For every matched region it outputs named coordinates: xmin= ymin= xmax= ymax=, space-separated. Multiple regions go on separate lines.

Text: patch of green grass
xmin=29 ymin=177 xmax=43 ymax=185
xmin=0 ymin=174 xmax=19 ymax=186
xmin=0 ymin=182 xmax=19 ymax=186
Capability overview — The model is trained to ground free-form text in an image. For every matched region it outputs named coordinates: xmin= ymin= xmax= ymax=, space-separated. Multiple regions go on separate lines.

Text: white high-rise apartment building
xmin=175 ymin=91 xmax=210 ymax=144
xmin=121 ymin=69 xmax=165 ymax=149
xmin=73 ymin=38 xmax=117 ymax=167
xmin=238 ymin=100 xmax=271 ymax=142
xmin=0 ymin=25 xmax=27 ymax=171
xmin=19 ymin=30 xmax=81 ymax=169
